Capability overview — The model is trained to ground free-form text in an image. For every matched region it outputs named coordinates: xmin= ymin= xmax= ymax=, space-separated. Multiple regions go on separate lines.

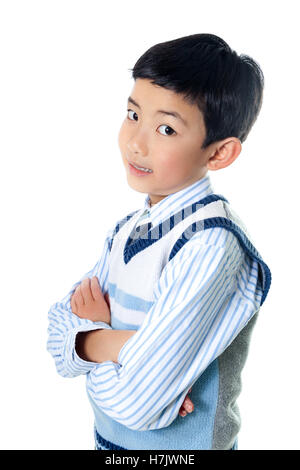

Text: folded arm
xmin=46 ymin=229 xmax=114 ymax=377
xmin=75 ymin=329 xmax=136 ymax=364
xmin=83 ymin=229 xmax=260 ymax=431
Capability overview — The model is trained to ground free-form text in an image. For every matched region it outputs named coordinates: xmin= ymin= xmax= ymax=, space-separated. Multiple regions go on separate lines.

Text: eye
xmin=126 ymin=109 xmax=176 ymax=137
xmin=127 ymin=109 xmax=138 ymax=121
xmin=158 ymin=125 xmax=176 ymax=136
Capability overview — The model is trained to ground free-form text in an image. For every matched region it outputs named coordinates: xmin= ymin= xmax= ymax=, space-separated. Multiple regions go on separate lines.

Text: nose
xmin=127 ymin=128 xmax=148 ymax=157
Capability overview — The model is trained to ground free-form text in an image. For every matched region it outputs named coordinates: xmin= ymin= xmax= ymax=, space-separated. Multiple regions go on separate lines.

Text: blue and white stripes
xmin=47 ymin=232 xmax=114 ymax=378
xmin=47 ymin=173 xmax=266 ymax=435
xmin=84 ymin=229 xmax=262 ymax=430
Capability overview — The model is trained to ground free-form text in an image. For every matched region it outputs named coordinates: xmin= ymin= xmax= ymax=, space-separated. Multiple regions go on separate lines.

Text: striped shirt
xmin=47 ymin=174 xmax=270 ymax=448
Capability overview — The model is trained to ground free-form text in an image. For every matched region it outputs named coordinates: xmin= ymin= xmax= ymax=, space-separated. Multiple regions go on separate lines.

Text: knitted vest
xmin=88 ymin=193 xmax=271 ymax=450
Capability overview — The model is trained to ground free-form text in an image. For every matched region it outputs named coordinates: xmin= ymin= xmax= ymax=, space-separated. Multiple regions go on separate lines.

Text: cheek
xmin=157 ymin=152 xmax=186 ymax=177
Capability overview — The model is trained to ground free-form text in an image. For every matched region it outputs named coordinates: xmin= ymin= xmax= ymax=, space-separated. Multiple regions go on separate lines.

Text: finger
xmin=80 ymin=278 xmax=93 ymax=304
xmin=90 ymin=276 xmax=103 ymax=301
xmin=74 ymin=285 xmax=84 ymax=305
xmin=183 ymin=396 xmax=194 ymax=412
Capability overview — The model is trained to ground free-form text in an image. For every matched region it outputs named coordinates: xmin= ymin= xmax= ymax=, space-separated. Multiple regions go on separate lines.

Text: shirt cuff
xmin=64 ymin=321 xmax=113 ymax=375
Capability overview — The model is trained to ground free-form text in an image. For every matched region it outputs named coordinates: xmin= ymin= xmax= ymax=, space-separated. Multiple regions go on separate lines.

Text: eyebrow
xmin=127 ymin=96 xmax=188 ymax=127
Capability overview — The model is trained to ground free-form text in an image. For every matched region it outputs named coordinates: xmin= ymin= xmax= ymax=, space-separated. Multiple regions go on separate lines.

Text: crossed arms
xmin=69 ymin=275 xmax=193 ymax=418
xmin=70 ymin=275 xmax=136 ymax=364
xmin=47 ymin=228 xmax=254 ymax=430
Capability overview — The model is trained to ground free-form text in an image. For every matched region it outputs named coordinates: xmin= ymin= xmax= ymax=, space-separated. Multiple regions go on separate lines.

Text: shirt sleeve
xmin=46 ymin=227 xmax=114 ymax=378
xmin=85 ymin=228 xmax=263 ymax=430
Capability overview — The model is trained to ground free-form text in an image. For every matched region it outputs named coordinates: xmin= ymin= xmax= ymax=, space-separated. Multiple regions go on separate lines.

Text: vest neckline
xmin=123 ymin=193 xmax=228 ymax=265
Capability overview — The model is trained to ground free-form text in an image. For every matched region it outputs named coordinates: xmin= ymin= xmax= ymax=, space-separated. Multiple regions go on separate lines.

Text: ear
xmin=206 ymin=138 xmax=242 ymax=171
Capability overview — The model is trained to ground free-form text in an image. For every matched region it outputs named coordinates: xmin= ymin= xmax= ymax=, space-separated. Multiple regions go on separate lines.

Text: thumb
xmin=90 ymin=276 xmax=105 ymax=300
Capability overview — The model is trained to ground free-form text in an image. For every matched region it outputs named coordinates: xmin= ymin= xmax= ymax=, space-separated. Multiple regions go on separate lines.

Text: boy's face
xmin=118 ymin=78 xmax=214 ymax=206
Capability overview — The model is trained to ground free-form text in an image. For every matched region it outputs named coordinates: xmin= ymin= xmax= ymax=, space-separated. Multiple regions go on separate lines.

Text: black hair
xmin=129 ymin=33 xmax=264 ymax=149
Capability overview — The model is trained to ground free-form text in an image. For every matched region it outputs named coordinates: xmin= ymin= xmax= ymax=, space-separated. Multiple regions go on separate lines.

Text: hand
xmin=70 ymin=276 xmax=111 ymax=324
xmin=179 ymin=388 xmax=194 ymax=417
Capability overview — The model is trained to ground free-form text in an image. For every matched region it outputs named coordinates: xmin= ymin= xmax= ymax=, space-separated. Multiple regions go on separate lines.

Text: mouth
xmin=128 ymin=160 xmax=153 ymax=176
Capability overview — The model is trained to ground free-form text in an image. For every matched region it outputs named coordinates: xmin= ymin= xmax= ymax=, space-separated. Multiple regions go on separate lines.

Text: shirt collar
xmin=142 ymin=173 xmax=215 ymax=227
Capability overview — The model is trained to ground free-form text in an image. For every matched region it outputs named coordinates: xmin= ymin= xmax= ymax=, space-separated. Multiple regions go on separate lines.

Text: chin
xmin=125 ymin=177 xmax=148 ymax=194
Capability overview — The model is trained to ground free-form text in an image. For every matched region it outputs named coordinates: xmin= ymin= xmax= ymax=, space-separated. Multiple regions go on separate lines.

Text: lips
xmin=128 ymin=161 xmax=153 ymax=177
xmin=129 ymin=160 xmax=152 ymax=171
xmin=128 ymin=160 xmax=153 ymax=173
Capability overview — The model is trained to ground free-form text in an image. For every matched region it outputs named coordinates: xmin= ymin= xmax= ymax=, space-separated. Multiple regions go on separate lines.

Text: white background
xmin=0 ymin=0 xmax=299 ymax=450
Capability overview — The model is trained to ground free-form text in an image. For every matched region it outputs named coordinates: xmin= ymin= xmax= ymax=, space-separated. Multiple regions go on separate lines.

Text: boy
xmin=47 ymin=33 xmax=271 ymax=450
